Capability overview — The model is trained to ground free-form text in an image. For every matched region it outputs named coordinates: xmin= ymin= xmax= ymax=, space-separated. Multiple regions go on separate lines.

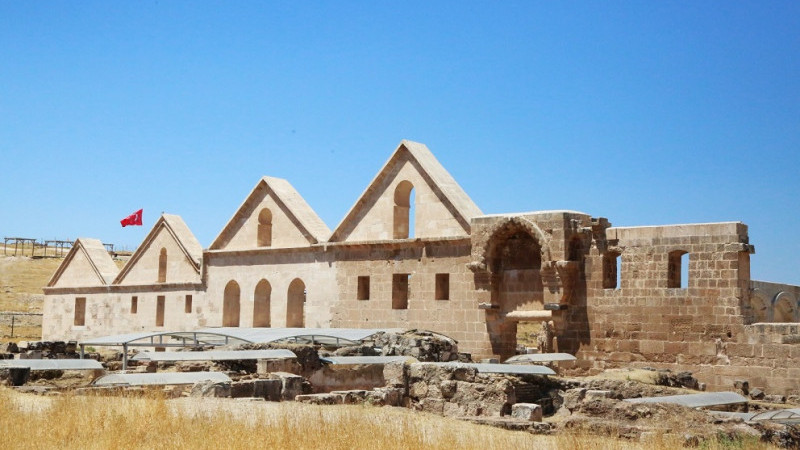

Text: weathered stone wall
xmin=205 ymin=248 xmax=337 ymax=328
xmin=116 ymin=228 xmax=200 ymax=285
xmin=339 ymin=154 xmax=469 ymax=241
xmin=566 ymin=222 xmax=800 ymax=395
xmin=749 ymin=280 xmax=800 ymax=323
xmin=42 ymin=286 xmax=206 ymax=341
xmin=330 ymin=240 xmax=493 ymax=357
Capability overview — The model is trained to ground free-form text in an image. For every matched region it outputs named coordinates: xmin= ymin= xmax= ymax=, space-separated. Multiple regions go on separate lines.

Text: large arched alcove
xmin=490 ymin=230 xmax=544 ymax=312
xmin=287 ymin=278 xmax=305 ymax=327
xmin=253 ymin=279 xmax=271 ymax=327
xmin=222 ymin=280 xmax=241 ymax=327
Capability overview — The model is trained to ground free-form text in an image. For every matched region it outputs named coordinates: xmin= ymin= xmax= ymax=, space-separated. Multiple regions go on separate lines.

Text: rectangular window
xmin=185 ymin=295 xmax=193 ymax=313
xmin=435 ymin=273 xmax=450 ymax=300
xmin=668 ymin=251 xmax=689 ymax=288
xmin=73 ymin=297 xmax=86 ymax=326
xmin=392 ymin=274 xmax=409 ymax=309
xmin=131 ymin=296 xmax=138 ymax=314
xmin=156 ymin=295 xmax=165 ymax=326
xmin=357 ymin=276 xmax=370 ymax=300
xmin=603 ymin=254 xmax=621 ymax=290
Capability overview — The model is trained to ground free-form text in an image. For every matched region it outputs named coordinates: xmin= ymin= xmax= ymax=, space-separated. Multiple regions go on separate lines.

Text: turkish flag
xmin=121 ymin=209 xmax=143 ymax=227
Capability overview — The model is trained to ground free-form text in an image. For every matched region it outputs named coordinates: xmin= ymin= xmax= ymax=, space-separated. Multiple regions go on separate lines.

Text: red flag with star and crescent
xmin=120 ymin=209 xmax=143 ymax=227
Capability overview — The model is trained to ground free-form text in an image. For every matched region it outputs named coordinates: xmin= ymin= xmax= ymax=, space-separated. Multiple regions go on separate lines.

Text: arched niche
xmin=253 ymin=279 xmax=271 ymax=327
xmin=287 ymin=278 xmax=305 ymax=327
xmin=223 ymin=280 xmax=241 ymax=327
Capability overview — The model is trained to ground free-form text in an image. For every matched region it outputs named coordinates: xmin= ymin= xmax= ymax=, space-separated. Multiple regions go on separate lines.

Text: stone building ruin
xmin=42 ymin=140 xmax=800 ymax=394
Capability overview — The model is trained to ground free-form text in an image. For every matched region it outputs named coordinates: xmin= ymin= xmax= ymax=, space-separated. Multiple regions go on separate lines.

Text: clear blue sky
xmin=1 ymin=2 xmax=798 ymax=284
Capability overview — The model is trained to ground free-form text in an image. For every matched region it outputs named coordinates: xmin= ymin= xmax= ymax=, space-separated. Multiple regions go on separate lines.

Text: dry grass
xmin=0 ymin=255 xmax=62 ymax=313
xmin=0 ymin=248 xmax=126 ymax=341
xmin=517 ymin=320 xmax=542 ymax=348
xmin=0 ymin=388 xmax=774 ymax=450
xmin=0 ymin=388 xmax=557 ymax=450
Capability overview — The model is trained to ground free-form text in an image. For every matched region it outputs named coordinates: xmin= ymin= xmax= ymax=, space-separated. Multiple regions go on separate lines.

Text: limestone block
xmin=561 ymin=388 xmax=587 ymax=411
xmin=383 ymin=361 xmax=408 ymax=388
xmin=330 ymin=390 xmax=368 ymax=404
xmin=190 ymin=380 xmax=231 ymax=398
xmin=269 ymin=372 xmax=306 ymax=401
xmin=367 ymin=387 xmax=404 ymax=406
xmin=511 ymin=403 xmax=543 ymax=422
xmin=253 ymin=379 xmax=282 ymax=401
xmin=295 ymin=393 xmax=343 ymax=405
xmin=585 ymin=390 xmax=613 ymax=400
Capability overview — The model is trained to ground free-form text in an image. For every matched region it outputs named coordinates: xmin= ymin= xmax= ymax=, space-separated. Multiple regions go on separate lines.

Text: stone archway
xmin=471 ymin=217 xmax=550 ymax=359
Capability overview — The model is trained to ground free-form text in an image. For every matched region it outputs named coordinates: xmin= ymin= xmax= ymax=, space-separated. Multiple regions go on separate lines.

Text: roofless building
xmin=43 ymin=140 xmax=800 ymax=394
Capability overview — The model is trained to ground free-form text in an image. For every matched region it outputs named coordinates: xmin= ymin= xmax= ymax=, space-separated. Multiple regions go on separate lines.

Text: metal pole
xmin=122 ymin=343 xmax=128 ymax=371
xmin=80 ymin=344 xmax=85 ymax=359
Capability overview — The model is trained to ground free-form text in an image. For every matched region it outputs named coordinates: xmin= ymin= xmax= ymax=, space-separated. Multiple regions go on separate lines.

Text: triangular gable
xmin=113 ymin=214 xmax=202 ymax=285
xmin=329 ymin=140 xmax=483 ymax=242
xmin=47 ymin=238 xmax=118 ymax=287
xmin=209 ymin=176 xmax=331 ymax=250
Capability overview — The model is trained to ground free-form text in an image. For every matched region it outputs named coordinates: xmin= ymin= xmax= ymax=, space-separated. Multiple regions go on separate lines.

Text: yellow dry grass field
xmin=4 ymin=387 xmax=764 ymax=450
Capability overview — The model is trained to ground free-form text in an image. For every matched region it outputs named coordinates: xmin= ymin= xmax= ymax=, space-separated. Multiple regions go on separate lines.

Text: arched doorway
xmin=253 ymin=279 xmax=271 ymax=327
xmin=223 ymin=280 xmax=240 ymax=327
xmin=287 ymin=278 xmax=305 ymax=327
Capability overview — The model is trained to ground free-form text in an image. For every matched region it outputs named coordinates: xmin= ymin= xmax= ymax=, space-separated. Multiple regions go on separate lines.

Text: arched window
xmin=257 ymin=208 xmax=273 ymax=247
xmin=158 ymin=248 xmax=167 ymax=283
xmin=223 ymin=280 xmax=241 ymax=327
xmin=287 ymin=278 xmax=305 ymax=327
xmin=253 ymin=279 xmax=271 ymax=327
xmin=668 ymin=250 xmax=689 ymax=288
xmin=393 ymin=181 xmax=414 ymax=239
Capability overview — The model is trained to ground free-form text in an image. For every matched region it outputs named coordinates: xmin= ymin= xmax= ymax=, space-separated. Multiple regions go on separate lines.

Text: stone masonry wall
xmin=568 ymin=222 xmax=800 ymax=395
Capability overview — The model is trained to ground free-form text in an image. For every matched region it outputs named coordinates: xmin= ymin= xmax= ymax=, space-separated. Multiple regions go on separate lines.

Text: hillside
xmin=0 ymin=245 xmax=126 ymax=341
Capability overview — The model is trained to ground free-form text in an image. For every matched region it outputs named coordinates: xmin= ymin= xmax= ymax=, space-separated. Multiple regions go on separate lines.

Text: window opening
xmin=603 ymin=253 xmax=620 ymax=289
xmin=158 ymin=248 xmax=167 ymax=283
xmin=392 ymin=274 xmax=409 ymax=309
xmin=257 ymin=208 xmax=273 ymax=247
xmin=435 ymin=273 xmax=450 ymax=300
xmin=357 ymin=276 xmax=370 ymax=300
xmin=185 ymin=295 xmax=192 ymax=314
xmin=74 ymin=297 xmax=86 ymax=326
xmin=156 ymin=295 xmax=165 ymax=326
xmin=668 ymin=250 xmax=689 ymax=288
xmin=131 ymin=296 xmax=138 ymax=314
xmin=393 ymin=181 xmax=414 ymax=239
